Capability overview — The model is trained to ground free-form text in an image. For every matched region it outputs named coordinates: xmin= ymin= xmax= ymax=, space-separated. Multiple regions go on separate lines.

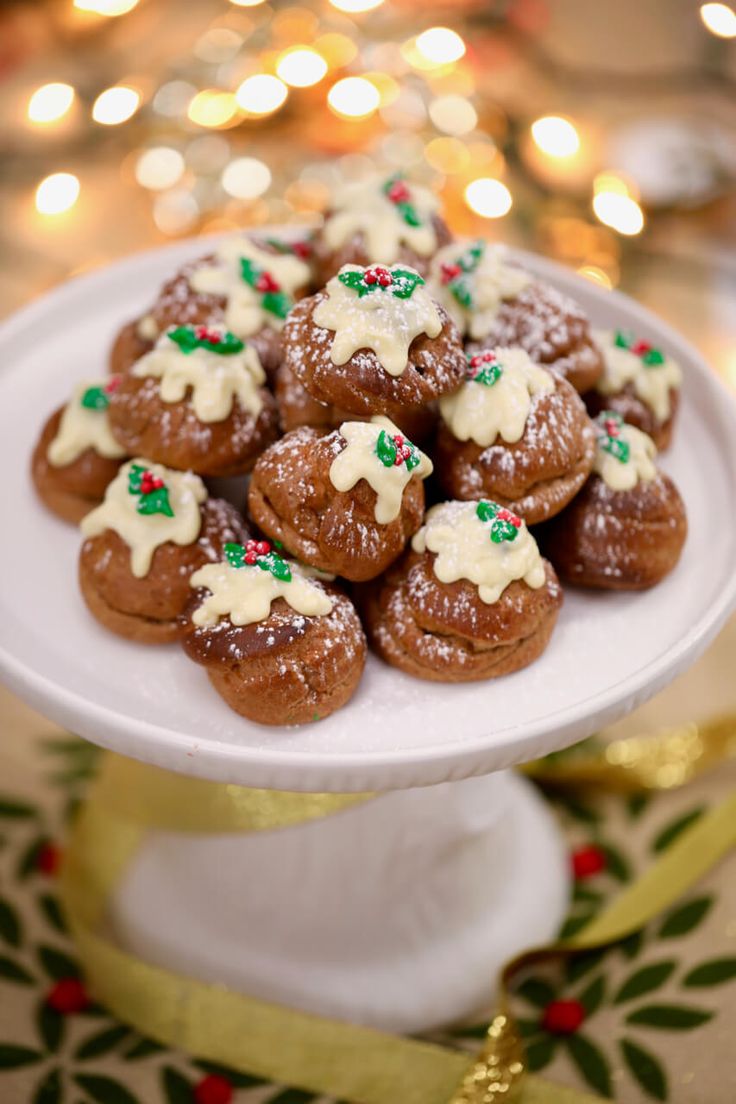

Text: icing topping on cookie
xmin=329 ymin=416 xmax=433 ymax=524
xmin=47 ymin=379 xmax=127 ymax=467
xmin=439 ymin=347 xmax=554 ymax=447
xmin=312 ymin=264 xmax=442 ymax=376
xmin=429 ymin=240 xmax=532 ymax=339
xmin=593 ymin=329 xmax=682 ymax=422
xmin=81 ymin=458 xmax=206 ymax=578
xmin=188 ymin=235 xmax=309 ymax=335
xmin=593 ymin=412 xmax=657 ymax=492
xmin=323 ymin=174 xmax=440 ymax=263
xmin=132 ymin=324 xmax=265 ymax=423
xmin=136 ymin=314 xmax=159 ymax=342
xmin=190 ymin=540 xmax=333 ymax=627
xmin=412 ymin=499 xmax=546 ymax=604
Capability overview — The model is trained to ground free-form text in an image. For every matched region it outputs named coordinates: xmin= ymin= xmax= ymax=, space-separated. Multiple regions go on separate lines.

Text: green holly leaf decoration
xmin=36 ymin=1001 xmax=65 ymax=1053
xmin=123 ymin=1036 xmax=166 ymax=1061
xmin=515 ymin=976 xmax=556 ymax=1008
xmin=613 ymin=961 xmax=677 ymax=1004
xmin=73 ymin=1073 xmax=142 ymax=1104
xmin=338 ymin=269 xmax=373 ymax=297
xmin=80 ymin=385 xmax=111 ymax=411
xmin=579 ymin=974 xmax=606 ymax=1016
xmin=564 ymin=1033 xmax=612 ymax=1098
xmin=127 ymin=464 xmax=174 ymax=519
xmin=375 ymin=429 xmax=420 ymax=471
xmin=682 ymin=957 xmax=736 ymax=987
xmin=658 ymin=896 xmax=713 ymax=939
xmin=224 ymin=542 xmax=247 ymax=569
xmin=262 ymin=290 xmax=291 ymax=319
xmin=642 ymin=348 xmax=665 ymax=366
xmin=0 ymin=1044 xmax=43 ymax=1069
xmin=74 ymin=1024 xmax=131 ymax=1061
xmin=33 ymin=1066 xmax=62 ymax=1104
xmin=37 ymin=894 xmax=67 ymax=935
xmin=382 ymin=175 xmax=422 ymax=227
xmin=652 ymin=807 xmax=705 ymax=854
xmin=0 ymin=954 xmax=34 ymax=985
xmin=167 ymin=325 xmax=243 ymax=356
xmin=450 ymin=275 xmax=474 ymax=309
xmin=625 ymin=1003 xmax=713 ymax=1030
xmin=0 ymin=896 xmax=22 ymax=947
xmin=619 ymin=1038 xmax=668 ymax=1102
xmin=0 ymin=797 xmax=37 ymax=819
xmin=475 ymin=500 xmax=521 ymax=544
xmin=376 ymin=429 xmax=398 ymax=467
xmin=614 ymin=330 xmax=633 ymax=349
xmin=390 ymin=267 xmax=425 ymax=299
xmin=37 ymin=944 xmax=81 ymax=980
xmin=161 ymin=1066 xmax=193 ymax=1104
xmin=524 ymin=1037 xmax=557 ymax=1072
xmin=256 ymin=552 xmax=292 ymax=583
xmin=338 ymin=266 xmax=425 ymax=300
xmin=596 ymin=412 xmax=631 ymax=465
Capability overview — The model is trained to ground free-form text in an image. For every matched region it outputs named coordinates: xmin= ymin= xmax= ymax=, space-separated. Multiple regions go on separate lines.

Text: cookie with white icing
xmin=585 ymin=329 xmax=682 ymax=450
xmin=31 ymin=379 xmax=128 ymax=524
xmin=274 ymin=362 xmax=437 ymax=442
xmin=248 ymin=418 xmax=433 ymax=581
xmin=108 ymin=324 xmax=278 ymax=477
xmin=314 ymin=174 xmax=452 ymax=284
xmin=458 ymin=254 xmax=603 ymax=393
xmin=283 ymin=264 xmax=465 ymax=418
xmin=360 ymin=499 xmax=562 ymax=682
xmin=181 ymin=540 xmax=366 ymax=725
xmin=434 ymin=348 xmax=596 ymax=524
xmin=541 ymin=412 xmax=687 ymax=590
xmin=78 ymin=458 xmax=248 ymax=643
xmin=109 ymin=316 xmax=159 ymax=377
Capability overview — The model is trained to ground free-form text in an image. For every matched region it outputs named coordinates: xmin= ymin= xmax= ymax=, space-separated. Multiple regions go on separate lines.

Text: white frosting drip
xmin=190 ymin=560 xmax=333 ymax=627
xmin=132 ymin=329 xmax=265 ymax=423
xmin=329 ymin=416 xmax=433 ymax=524
xmin=593 ymin=329 xmax=682 ymax=422
xmin=428 ymin=242 xmax=532 ymax=339
xmin=136 ymin=314 xmax=159 ymax=341
xmin=189 ymin=236 xmax=309 ymax=336
xmin=594 ymin=423 xmax=658 ymax=492
xmin=312 ymin=265 xmax=442 ymax=376
xmin=412 ymin=500 xmax=546 ymax=605
xmin=81 ymin=458 xmax=206 ymax=578
xmin=47 ymin=381 xmax=127 ymax=467
xmin=439 ymin=347 xmax=554 ymax=447
xmin=323 ymin=176 xmax=440 ymax=263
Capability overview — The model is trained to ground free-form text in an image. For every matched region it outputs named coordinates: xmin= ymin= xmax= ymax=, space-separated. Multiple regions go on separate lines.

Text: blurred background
xmin=1 ymin=0 xmax=735 ymax=381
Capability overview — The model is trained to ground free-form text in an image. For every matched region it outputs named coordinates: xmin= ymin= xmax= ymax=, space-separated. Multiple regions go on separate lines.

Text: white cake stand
xmin=1 ymin=239 xmax=735 ymax=1034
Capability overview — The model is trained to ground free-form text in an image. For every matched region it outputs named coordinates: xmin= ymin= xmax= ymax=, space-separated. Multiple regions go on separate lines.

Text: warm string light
xmin=235 ymin=75 xmax=288 ymax=116
xmin=530 ymin=116 xmax=580 ymax=158
xmin=276 ymin=48 xmax=328 ymax=88
xmin=187 ymin=89 xmax=238 ymax=128
xmin=700 ymin=2 xmax=736 ymax=36
xmin=329 ymin=0 xmax=384 ymax=11
xmin=327 ymin=77 xmax=380 ymax=119
xmin=27 ymin=83 xmax=75 ymax=124
xmin=464 ymin=178 xmax=513 ymax=218
xmin=74 ymin=0 xmax=139 ymax=14
xmin=135 ymin=148 xmax=185 ymax=191
xmin=92 ymin=86 xmax=140 ymax=125
xmin=35 ymin=173 xmax=80 ymax=215
xmin=221 ymin=157 xmax=272 ymax=199
xmin=592 ymin=190 xmax=644 ymax=236
xmin=415 ymin=27 xmax=466 ymax=66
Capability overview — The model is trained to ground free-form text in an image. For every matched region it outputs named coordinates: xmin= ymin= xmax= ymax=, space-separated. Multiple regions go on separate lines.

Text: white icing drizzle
xmin=136 ymin=314 xmax=159 ymax=341
xmin=323 ymin=176 xmax=440 ymax=263
xmin=47 ymin=382 xmax=127 ymax=467
xmin=190 ymin=560 xmax=333 ymax=627
xmin=189 ymin=236 xmax=309 ymax=335
xmin=428 ymin=242 xmax=532 ymax=339
xmin=412 ymin=500 xmax=546 ymax=604
xmin=594 ymin=423 xmax=658 ymax=492
xmin=593 ymin=329 xmax=682 ymax=422
xmin=132 ymin=328 xmax=265 ymax=423
xmin=329 ymin=416 xmax=433 ymax=524
xmin=312 ymin=265 xmax=442 ymax=376
xmin=81 ymin=459 xmax=206 ymax=578
xmin=439 ymin=346 xmax=554 ymax=447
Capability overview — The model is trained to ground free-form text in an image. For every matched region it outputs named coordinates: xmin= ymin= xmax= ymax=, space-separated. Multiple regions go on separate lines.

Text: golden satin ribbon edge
xmin=59 ymin=748 xmax=736 ymax=1104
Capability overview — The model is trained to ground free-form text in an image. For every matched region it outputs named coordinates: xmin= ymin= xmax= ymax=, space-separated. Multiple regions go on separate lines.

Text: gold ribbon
xmin=59 ymin=742 xmax=736 ymax=1104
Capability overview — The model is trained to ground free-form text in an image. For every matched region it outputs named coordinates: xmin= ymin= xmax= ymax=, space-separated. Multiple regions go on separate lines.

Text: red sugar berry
xmin=36 ymin=842 xmax=61 ymax=876
xmin=387 ymin=180 xmax=410 ymax=204
xmin=631 ymin=340 xmax=651 ymax=356
xmin=496 ymin=508 xmax=521 ymax=528
xmin=46 ymin=978 xmax=89 ymax=1015
xmin=571 ymin=845 xmax=607 ymax=880
xmin=195 ymin=326 xmax=220 ymax=344
xmin=256 ymin=271 xmax=280 ymax=293
xmin=441 ymin=262 xmax=462 ymax=285
xmin=292 ymin=240 xmax=311 ymax=259
xmin=105 ymin=375 xmax=121 ymax=394
xmin=194 ymin=1074 xmax=234 ymax=1104
xmin=255 ymin=540 xmax=271 ymax=555
xmin=542 ymin=999 xmax=586 ymax=1035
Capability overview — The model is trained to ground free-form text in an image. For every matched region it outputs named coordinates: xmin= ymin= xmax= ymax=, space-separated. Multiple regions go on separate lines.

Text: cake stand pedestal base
xmin=110 ymin=770 xmax=569 ymax=1035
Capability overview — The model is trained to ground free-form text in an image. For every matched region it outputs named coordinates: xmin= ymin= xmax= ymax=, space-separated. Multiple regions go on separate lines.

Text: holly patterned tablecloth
xmin=1 ymin=618 xmax=735 ymax=1104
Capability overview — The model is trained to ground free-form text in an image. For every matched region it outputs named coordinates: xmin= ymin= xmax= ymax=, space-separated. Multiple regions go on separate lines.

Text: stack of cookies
xmin=30 ymin=173 xmax=687 ymax=726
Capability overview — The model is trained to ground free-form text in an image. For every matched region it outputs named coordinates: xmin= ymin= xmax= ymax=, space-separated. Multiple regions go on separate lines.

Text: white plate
xmin=1 ymin=238 xmax=736 ymax=792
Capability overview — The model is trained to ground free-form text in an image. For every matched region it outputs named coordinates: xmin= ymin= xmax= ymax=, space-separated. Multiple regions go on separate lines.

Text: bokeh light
xmin=592 ymin=191 xmax=645 ymax=235
xmin=327 ymin=77 xmax=380 ymax=119
xmin=530 ymin=115 xmax=580 ymax=158
xmin=235 ymin=75 xmax=288 ymax=115
xmin=464 ymin=178 xmax=513 ymax=218
xmin=415 ymin=27 xmax=466 ymax=66
xmin=74 ymin=0 xmax=139 ymax=14
xmin=92 ymin=86 xmax=140 ymax=125
xmin=187 ymin=90 xmax=238 ymax=128
xmin=27 ymin=83 xmax=75 ymax=125
xmin=135 ymin=147 xmax=185 ymax=191
xmin=329 ymin=0 xmax=384 ymax=11
xmin=577 ymin=265 xmax=613 ymax=289
xmin=429 ymin=95 xmax=477 ymax=136
xmin=700 ymin=2 xmax=736 ymax=36
xmin=35 ymin=173 xmax=80 ymax=215
xmin=276 ymin=48 xmax=328 ymax=88
xmin=221 ymin=157 xmax=272 ymax=199
xmin=227 ymin=0 xmax=267 ymax=6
